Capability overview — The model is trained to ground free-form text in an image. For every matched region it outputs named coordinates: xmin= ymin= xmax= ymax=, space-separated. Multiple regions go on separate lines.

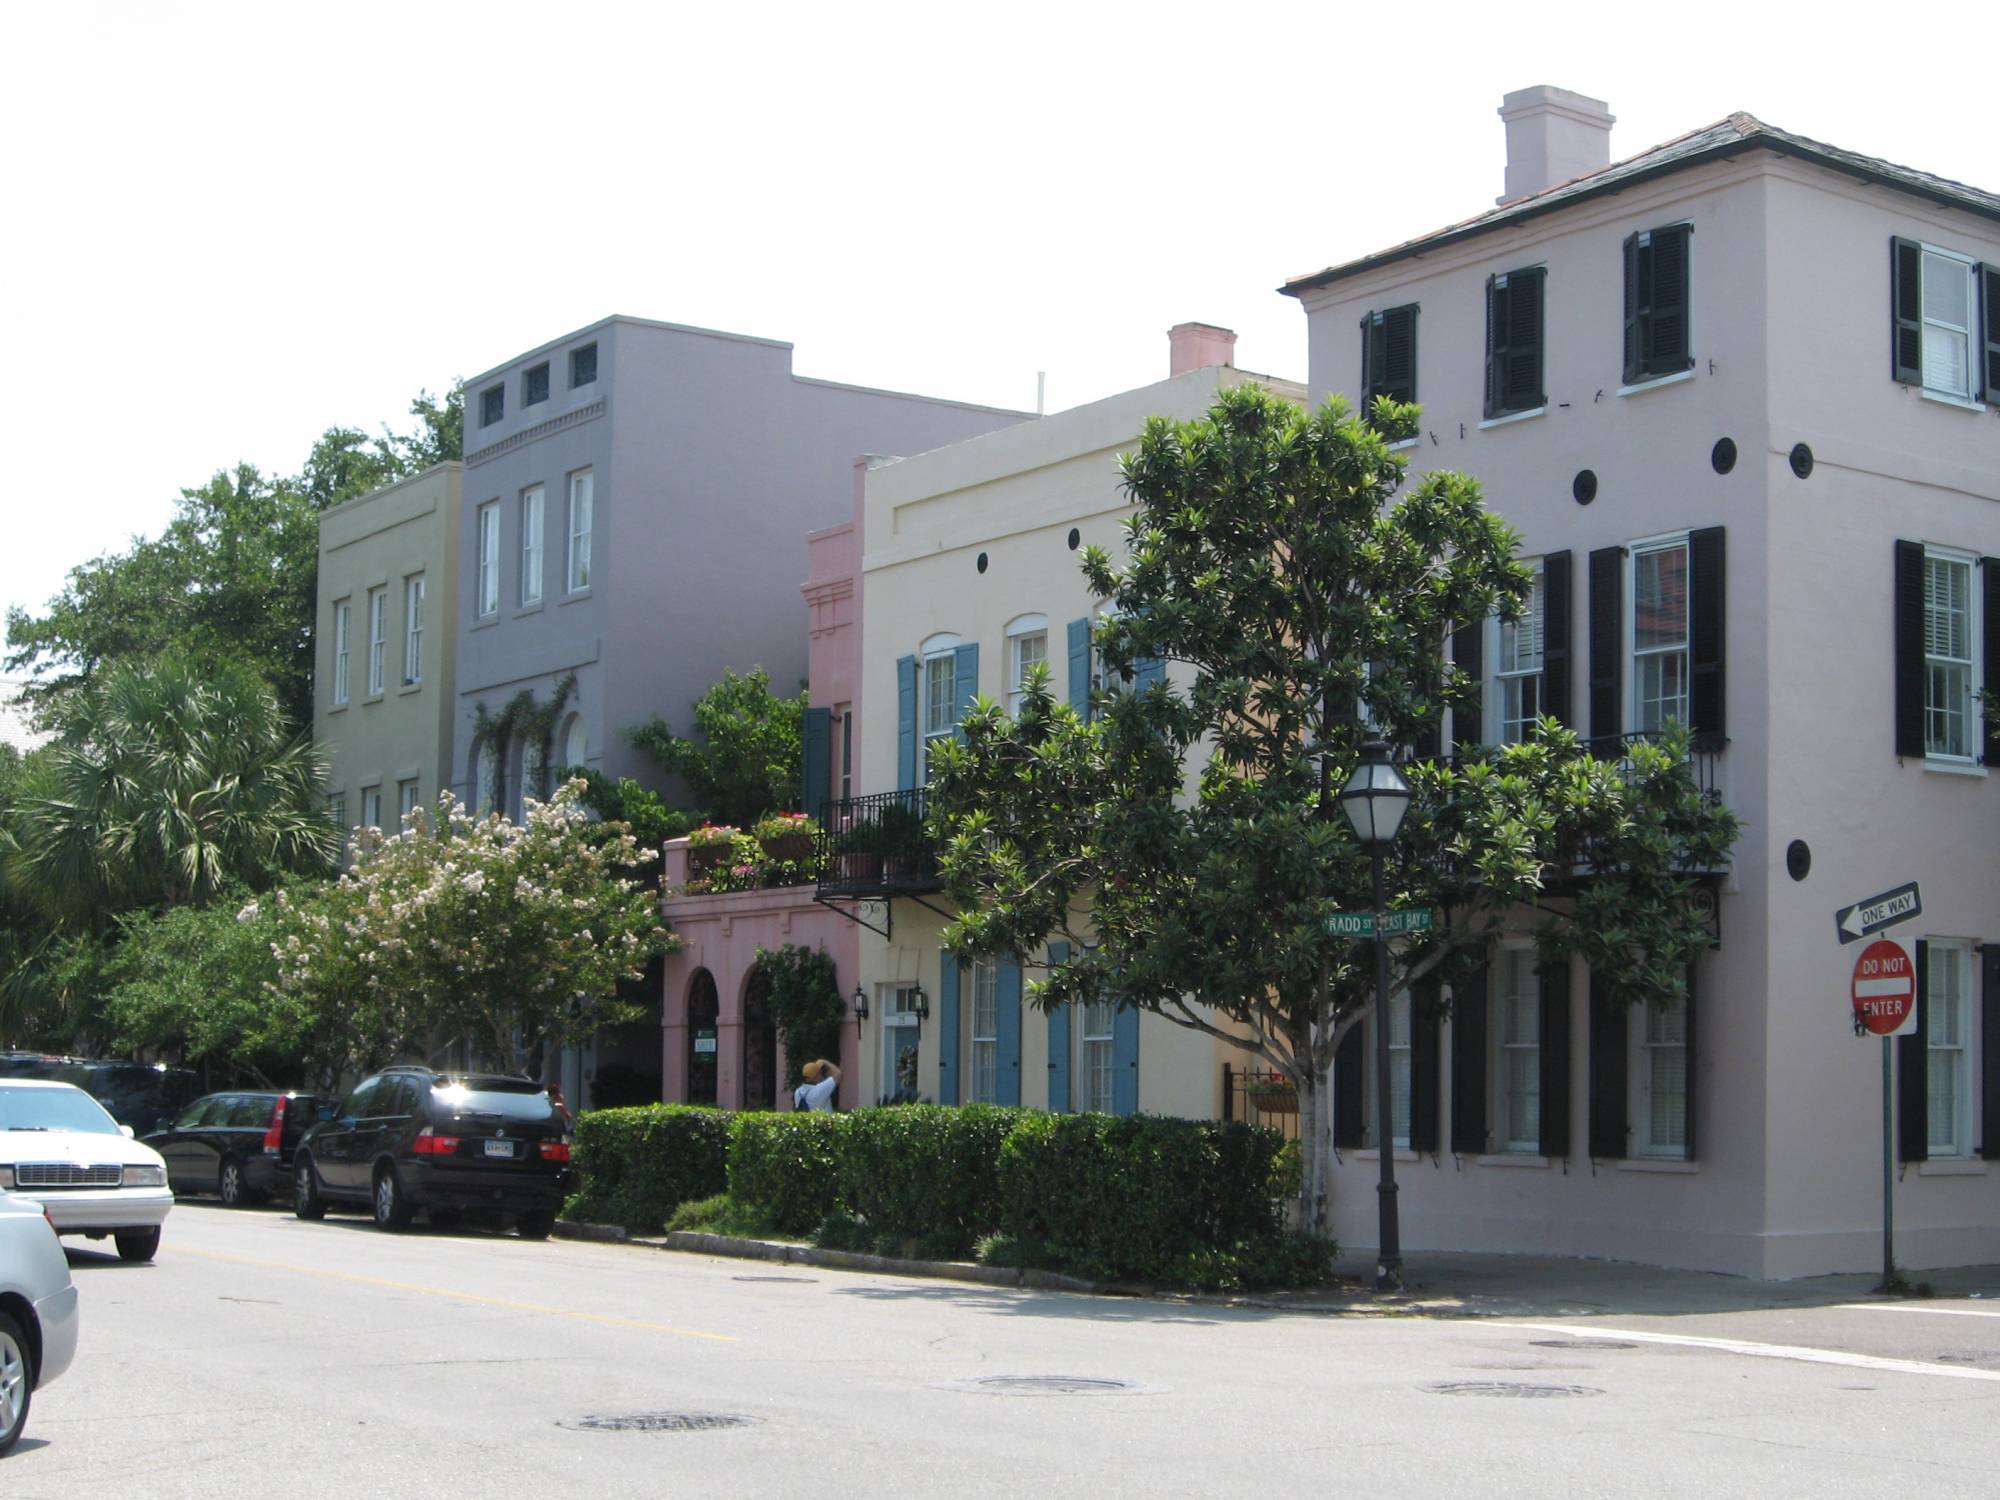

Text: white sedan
xmin=0 ymin=1082 xmax=172 ymax=1262
xmin=0 ymin=1189 xmax=78 ymax=1454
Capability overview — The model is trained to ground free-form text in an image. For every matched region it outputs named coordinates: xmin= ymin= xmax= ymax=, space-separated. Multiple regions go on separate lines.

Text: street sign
xmin=1851 ymin=938 xmax=1917 ymax=1037
xmin=1834 ymin=881 xmax=1922 ymax=945
xmin=1326 ymin=909 xmax=1435 ymax=937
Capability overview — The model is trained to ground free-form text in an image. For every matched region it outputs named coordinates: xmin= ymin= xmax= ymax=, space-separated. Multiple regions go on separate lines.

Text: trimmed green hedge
xmin=837 ymin=1104 xmax=1026 ymax=1258
xmin=728 ymin=1111 xmax=846 ymax=1235
xmin=566 ymin=1105 xmax=731 ymax=1233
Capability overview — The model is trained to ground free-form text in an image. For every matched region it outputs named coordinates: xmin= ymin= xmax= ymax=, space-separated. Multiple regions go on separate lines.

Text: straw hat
xmin=801 ymin=1060 xmax=827 ymax=1083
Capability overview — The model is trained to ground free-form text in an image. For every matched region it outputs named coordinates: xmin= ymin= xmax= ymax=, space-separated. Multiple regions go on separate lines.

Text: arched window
xmin=559 ymin=714 xmax=586 ymax=772
xmin=474 ymin=738 xmax=499 ymax=816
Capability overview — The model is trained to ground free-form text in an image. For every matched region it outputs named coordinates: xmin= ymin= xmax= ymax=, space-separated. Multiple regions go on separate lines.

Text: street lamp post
xmin=1337 ymin=736 xmax=1413 ymax=1292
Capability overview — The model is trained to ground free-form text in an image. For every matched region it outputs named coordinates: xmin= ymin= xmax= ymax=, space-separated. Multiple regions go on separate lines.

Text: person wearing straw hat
xmin=792 ymin=1059 xmax=841 ymax=1112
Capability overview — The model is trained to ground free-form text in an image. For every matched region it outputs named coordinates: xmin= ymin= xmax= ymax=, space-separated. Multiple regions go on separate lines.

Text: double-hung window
xmin=1007 ymin=617 xmax=1047 ymax=715
xmin=1634 ymin=991 xmax=1690 ymax=1158
xmin=1631 ymin=538 xmax=1689 ymax=735
xmin=1926 ymin=940 xmax=1973 ymax=1158
xmin=330 ymin=600 xmax=350 ymax=707
xmin=1080 ymin=997 xmax=1115 ymax=1114
xmin=397 ymin=779 xmax=420 ymax=824
xmin=1360 ymin=303 xmax=1419 ymax=409
xmin=360 ymin=786 xmax=382 ymax=832
xmin=1483 ymin=266 xmax=1546 ymax=419
xmin=365 ymin=588 xmax=386 ymax=697
xmin=1367 ymin=992 xmax=1413 ymax=1149
xmin=1497 ymin=948 xmax=1541 ymax=1153
xmin=1495 ymin=567 xmax=1544 ymax=744
xmin=566 ymin=470 xmax=593 ymax=593
xmin=837 ymin=705 xmax=853 ymax=802
xmin=403 ymin=575 xmax=424 ymax=686
xmin=477 ymin=502 xmax=500 ymax=617
xmin=1923 ymin=549 xmax=1976 ymax=760
xmin=923 ymin=650 xmax=957 ymax=782
xmin=520 ymin=485 xmax=544 ymax=606
xmin=969 ymin=960 xmax=999 ymax=1104
xmin=1622 ymin=224 xmax=1693 ymax=385
xmin=1892 ymin=239 xmax=1993 ymax=403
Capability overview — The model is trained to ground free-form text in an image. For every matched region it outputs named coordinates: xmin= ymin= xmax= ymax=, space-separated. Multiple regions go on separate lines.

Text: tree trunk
xmin=1296 ymin=1067 xmax=1332 ymax=1236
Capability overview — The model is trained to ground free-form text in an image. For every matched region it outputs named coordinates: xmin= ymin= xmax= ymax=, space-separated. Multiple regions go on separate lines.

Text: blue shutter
xmin=1111 ymin=1004 xmax=1140 ymax=1115
xmin=802 ymin=706 xmax=831 ymax=821
xmin=1046 ymin=941 xmax=1071 ymax=1111
xmin=1066 ymin=618 xmax=1092 ymax=720
xmin=996 ymin=957 xmax=1023 ymax=1106
xmin=1133 ymin=655 xmax=1165 ymax=691
xmin=952 ymin=643 xmax=979 ymax=742
xmin=936 ymin=953 xmax=961 ymax=1106
xmin=896 ymin=655 xmax=918 ymax=791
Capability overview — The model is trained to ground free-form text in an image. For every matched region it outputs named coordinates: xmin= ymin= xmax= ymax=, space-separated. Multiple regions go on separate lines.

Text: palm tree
xmin=13 ymin=656 xmax=339 ymax=916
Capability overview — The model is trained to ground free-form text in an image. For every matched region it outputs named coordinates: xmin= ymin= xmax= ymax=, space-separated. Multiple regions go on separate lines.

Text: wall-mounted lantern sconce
xmin=852 ymin=984 xmax=869 ymax=1031
xmin=911 ymin=982 xmax=930 ymax=1023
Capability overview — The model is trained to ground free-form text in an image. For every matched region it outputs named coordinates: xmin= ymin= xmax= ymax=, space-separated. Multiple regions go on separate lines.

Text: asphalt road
xmin=8 ymin=1202 xmax=1998 ymax=1498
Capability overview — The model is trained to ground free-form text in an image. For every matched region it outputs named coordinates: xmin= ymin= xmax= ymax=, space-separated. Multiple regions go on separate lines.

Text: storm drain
xmin=1935 ymin=1352 xmax=1992 ymax=1365
xmin=937 ymin=1375 xmax=1157 ymax=1397
xmin=1424 ymin=1381 xmax=1603 ymax=1399
xmin=732 ymin=1275 xmax=818 ymax=1283
xmin=560 ymin=1412 xmax=760 ymax=1433
xmin=1528 ymin=1339 xmax=1638 ymax=1351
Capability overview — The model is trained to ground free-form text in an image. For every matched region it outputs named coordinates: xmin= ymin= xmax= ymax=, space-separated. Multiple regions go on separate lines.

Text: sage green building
xmin=315 ymin=463 xmax=462 ymax=844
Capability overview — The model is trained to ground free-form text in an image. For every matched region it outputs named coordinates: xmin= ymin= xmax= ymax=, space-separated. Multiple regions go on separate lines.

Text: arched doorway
xmin=741 ymin=966 xmax=778 ymax=1111
xmin=686 ymin=969 xmax=719 ymax=1106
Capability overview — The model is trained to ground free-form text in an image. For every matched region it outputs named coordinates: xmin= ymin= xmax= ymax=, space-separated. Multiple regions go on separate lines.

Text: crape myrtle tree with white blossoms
xmin=262 ymin=779 xmax=675 ymax=1078
xmin=928 ymin=386 xmax=1738 ymax=1234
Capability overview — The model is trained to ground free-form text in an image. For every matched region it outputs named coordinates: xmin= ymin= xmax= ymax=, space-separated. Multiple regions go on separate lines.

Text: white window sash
xmin=1495 ymin=949 xmax=1541 ymax=1152
xmin=1081 ymin=1001 xmax=1115 ymax=1113
xmin=1922 ymin=550 xmax=1978 ymax=761
xmin=521 ymin=488 xmax=544 ymax=605
xmin=1632 ymin=992 xmax=1689 ymax=1158
xmin=567 ymin=473 xmax=593 ymax=592
xmin=331 ymin=603 xmax=350 ymax=706
xmin=1919 ymin=250 xmax=1976 ymax=399
xmin=404 ymin=577 xmax=424 ymax=685
xmin=478 ymin=504 xmax=500 ymax=616
xmin=366 ymin=590 xmax=386 ymax=696
xmin=1926 ymin=942 xmax=1972 ymax=1157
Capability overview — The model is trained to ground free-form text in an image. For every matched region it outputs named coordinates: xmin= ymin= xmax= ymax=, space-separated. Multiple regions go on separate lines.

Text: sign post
xmin=1851 ymin=936 xmax=1916 ymax=1288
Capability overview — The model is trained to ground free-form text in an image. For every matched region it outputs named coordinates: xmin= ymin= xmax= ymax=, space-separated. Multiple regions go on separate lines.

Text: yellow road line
xmin=178 ymin=1245 xmax=736 ymax=1343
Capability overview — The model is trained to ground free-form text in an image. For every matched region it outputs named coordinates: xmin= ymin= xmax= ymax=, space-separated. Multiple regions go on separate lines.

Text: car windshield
xmin=429 ymin=1078 xmax=553 ymax=1123
xmin=0 ymin=1085 xmax=124 ymax=1134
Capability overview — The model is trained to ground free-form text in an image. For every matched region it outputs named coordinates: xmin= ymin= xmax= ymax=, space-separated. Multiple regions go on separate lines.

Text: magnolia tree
xmin=264 ymin=780 xmax=675 ymax=1077
xmin=929 ymin=386 xmax=1738 ymax=1233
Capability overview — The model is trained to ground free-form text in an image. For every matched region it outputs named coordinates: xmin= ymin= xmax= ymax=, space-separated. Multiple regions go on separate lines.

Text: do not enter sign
xmin=1852 ymin=938 xmax=1917 ymax=1036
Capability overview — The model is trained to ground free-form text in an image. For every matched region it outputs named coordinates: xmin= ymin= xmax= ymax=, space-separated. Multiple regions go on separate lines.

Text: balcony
xmin=814 ymin=789 xmax=942 ymax=901
xmin=1582 ymin=730 xmax=1725 ymax=801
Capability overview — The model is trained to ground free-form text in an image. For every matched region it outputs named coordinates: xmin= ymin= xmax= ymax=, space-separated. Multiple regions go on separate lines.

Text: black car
xmin=53 ymin=1060 xmax=200 ymax=1136
xmin=143 ymin=1090 xmax=333 ymax=1206
xmin=293 ymin=1068 xmax=572 ymax=1238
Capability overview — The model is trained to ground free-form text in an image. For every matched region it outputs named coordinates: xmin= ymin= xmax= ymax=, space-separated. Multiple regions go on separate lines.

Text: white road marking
xmin=1832 ymin=1302 xmax=2000 ymax=1320
xmin=1486 ymin=1321 xmax=2000 ymax=1382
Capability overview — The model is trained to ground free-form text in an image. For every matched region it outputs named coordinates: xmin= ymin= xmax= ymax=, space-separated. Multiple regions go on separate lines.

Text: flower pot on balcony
xmin=687 ymin=843 xmax=734 ymax=876
xmin=759 ymin=832 xmax=815 ymax=865
xmin=1247 ymin=1086 xmax=1299 ymax=1115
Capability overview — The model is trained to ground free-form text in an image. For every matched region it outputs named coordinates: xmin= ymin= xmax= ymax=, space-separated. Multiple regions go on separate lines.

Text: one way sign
xmin=1834 ymin=881 xmax=1922 ymax=945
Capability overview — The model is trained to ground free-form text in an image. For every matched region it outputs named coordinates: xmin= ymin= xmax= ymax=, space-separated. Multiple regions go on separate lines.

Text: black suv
xmin=143 ymin=1090 xmax=333 ymax=1205
xmin=293 ymin=1068 xmax=572 ymax=1238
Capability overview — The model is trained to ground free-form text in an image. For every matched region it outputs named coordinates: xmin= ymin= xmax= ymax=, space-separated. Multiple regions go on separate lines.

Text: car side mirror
xmin=120 ymin=1124 xmax=135 ymax=1139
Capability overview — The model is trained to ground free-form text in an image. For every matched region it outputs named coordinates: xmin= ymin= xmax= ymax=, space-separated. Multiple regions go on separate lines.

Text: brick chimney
xmin=1168 ymin=322 xmax=1237 ymax=376
xmin=1498 ymin=86 xmax=1614 ymax=204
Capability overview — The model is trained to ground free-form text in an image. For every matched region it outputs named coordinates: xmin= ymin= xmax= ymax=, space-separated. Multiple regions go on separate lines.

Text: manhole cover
xmin=1424 ymin=1381 xmax=1603 ymax=1399
xmin=937 ymin=1375 xmax=1156 ymax=1397
xmin=1529 ymin=1339 xmax=1638 ymax=1351
xmin=732 ymin=1275 xmax=817 ymax=1283
xmin=560 ymin=1412 xmax=759 ymax=1433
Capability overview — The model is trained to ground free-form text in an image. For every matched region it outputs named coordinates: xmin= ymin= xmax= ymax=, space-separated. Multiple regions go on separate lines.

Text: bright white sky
xmin=0 ymin=2 xmax=1958 ymax=633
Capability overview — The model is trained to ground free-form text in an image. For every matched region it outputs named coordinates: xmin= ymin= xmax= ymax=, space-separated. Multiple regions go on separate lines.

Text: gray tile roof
xmin=1283 ymin=113 xmax=2000 ymax=296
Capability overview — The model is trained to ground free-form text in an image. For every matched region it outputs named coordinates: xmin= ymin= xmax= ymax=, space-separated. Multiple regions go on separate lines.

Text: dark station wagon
xmin=143 ymin=1090 xmax=333 ymax=1206
xmin=293 ymin=1067 xmax=573 ymax=1238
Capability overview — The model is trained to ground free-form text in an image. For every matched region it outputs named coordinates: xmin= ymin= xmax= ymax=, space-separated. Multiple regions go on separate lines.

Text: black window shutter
xmin=1539 ymin=956 xmax=1572 ymax=1157
xmin=1893 ymin=540 xmax=1926 ymax=759
xmin=802 ymin=706 xmax=832 ymax=822
xmin=1588 ymin=546 xmax=1624 ymax=750
xmin=1649 ymin=226 xmax=1692 ymax=377
xmin=1892 ymin=238 xmax=1924 ymax=385
xmin=1898 ymin=940 xmax=1929 ymax=1162
xmin=1542 ymin=551 xmax=1573 ymax=729
xmin=1507 ymin=268 xmax=1547 ymax=410
xmin=1450 ymin=961 xmax=1489 ymax=1154
xmin=1979 ymin=943 xmax=2000 ymax=1161
xmin=1413 ymin=702 xmax=1442 ymax=763
xmin=1383 ymin=304 xmax=1418 ymax=405
xmin=1682 ymin=962 xmax=1700 ymax=1161
xmin=1452 ymin=617 xmax=1484 ymax=753
xmin=1984 ymin=558 xmax=2000 ymax=765
xmin=1688 ymin=526 xmax=1726 ymax=742
xmin=1484 ymin=276 xmax=1507 ymax=418
xmin=1360 ymin=312 xmax=1379 ymax=404
xmin=1982 ymin=266 xmax=2000 ymax=401
xmin=1622 ymin=232 xmax=1644 ymax=385
xmin=1333 ymin=1025 xmax=1366 ymax=1148
xmin=1411 ymin=977 xmax=1442 ymax=1154
xmin=1588 ymin=972 xmax=1628 ymax=1159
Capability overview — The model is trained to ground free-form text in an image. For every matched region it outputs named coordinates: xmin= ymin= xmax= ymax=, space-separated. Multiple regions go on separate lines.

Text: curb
xmin=658 ymin=1230 xmax=1108 ymax=1295
xmin=554 ymin=1219 xmax=631 ymax=1243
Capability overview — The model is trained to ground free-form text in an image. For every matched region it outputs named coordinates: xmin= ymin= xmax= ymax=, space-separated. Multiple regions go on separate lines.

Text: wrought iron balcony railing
xmin=813 ymin=788 xmax=942 ymax=900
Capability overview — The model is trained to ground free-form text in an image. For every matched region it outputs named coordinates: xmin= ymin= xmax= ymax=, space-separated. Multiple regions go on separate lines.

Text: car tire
xmin=0 ymin=1310 xmax=30 ymax=1456
xmin=372 ymin=1167 xmax=412 ymax=1231
xmin=293 ymin=1155 xmax=327 ymax=1221
xmin=516 ymin=1210 xmax=556 ymax=1241
xmin=116 ymin=1226 xmax=161 ymax=1262
xmin=218 ymin=1157 xmax=248 ymax=1207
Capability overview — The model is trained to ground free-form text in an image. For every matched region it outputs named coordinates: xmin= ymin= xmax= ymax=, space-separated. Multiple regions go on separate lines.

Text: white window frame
xmin=968 ymin=960 xmax=999 ymax=1104
xmin=360 ymin=786 xmax=382 ymax=832
xmin=397 ymin=779 xmax=420 ymax=824
xmin=1926 ymin=939 xmax=1974 ymax=1159
xmin=1005 ymin=614 xmax=1049 ymax=716
xmin=1489 ymin=564 xmax=1545 ymax=745
xmin=836 ymin=704 xmax=853 ymax=802
xmin=561 ymin=715 xmax=586 ymax=771
xmin=920 ymin=632 xmax=961 ymax=784
xmin=1917 ymin=244 xmax=1979 ymax=402
xmin=1922 ymin=546 xmax=1980 ymax=764
xmin=365 ymin=587 xmax=386 ymax=697
xmin=880 ymin=984 xmax=922 ymax=1102
xmin=403 ymin=575 xmax=425 ymax=686
xmin=520 ymin=485 xmax=544 ymax=606
xmin=1079 ymin=995 xmax=1115 ymax=1114
xmin=1365 ymin=991 xmax=1413 ymax=1150
xmin=476 ymin=740 xmax=499 ymax=815
xmin=330 ymin=600 xmax=350 ymax=707
xmin=477 ymin=501 xmax=500 ymax=617
xmin=1627 ymin=532 xmax=1690 ymax=737
xmin=1630 ymin=989 xmax=1690 ymax=1160
xmin=1493 ymin=945 xmax=1541 ymax=1153
xmin=566 ymin=469 xmax=593 ymax=593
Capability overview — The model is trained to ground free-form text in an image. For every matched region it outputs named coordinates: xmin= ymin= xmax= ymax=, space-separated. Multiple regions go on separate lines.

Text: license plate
xmin=482 ymin=1139 xmax=517 ymax=1159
